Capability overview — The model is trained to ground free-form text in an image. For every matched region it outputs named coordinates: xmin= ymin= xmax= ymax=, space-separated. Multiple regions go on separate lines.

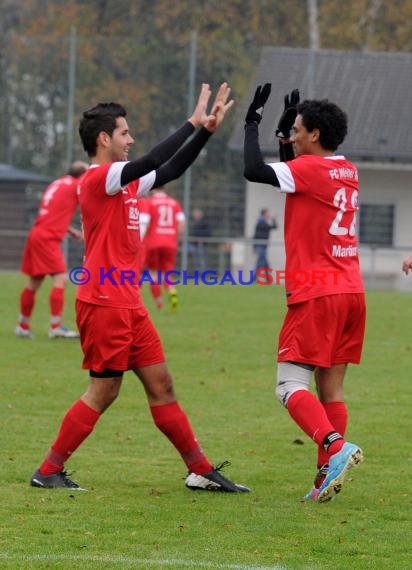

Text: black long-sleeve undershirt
xmin=153 ymin=127 xmax=212 ymax=188
xmin=120 ymin=121 xmax=195 ymax=186
xmin=243 ymin=122 xmax=280 ymax=186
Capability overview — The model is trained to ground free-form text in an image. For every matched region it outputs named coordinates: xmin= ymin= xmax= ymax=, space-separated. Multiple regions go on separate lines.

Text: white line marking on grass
xmin=0 ymin=553 xmax=286 ymax=569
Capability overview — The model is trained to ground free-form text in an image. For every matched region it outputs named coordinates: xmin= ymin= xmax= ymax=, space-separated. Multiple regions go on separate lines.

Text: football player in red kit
xmin=30 ymin=83 xmax=250 ymax=494
xmin=15 ymin=161 xmax=88 ymax=339
xmin=244 ymin=85 xmax=365 ymax=502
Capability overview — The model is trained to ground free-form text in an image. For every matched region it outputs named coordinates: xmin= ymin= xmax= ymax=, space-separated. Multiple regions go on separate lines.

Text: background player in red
xmin=15 ymin=160 xmax=88 ymax=339
xmin=140 ymin=185 xmax=185 ymax=311
xmin=30 ymin=82 xmax=250 ymax=494
xmin=243 ymin=85 xmax=365 ymax=502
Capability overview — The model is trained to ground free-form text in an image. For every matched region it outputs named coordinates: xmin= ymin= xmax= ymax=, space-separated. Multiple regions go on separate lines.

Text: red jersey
xmin=76 ymin=162 xmax=155 ymax=309
xmin=269 ymin=154 xmax=364 ymax=305
xmin=142 ymin=191 xmax=185 ymax=250
xmin=32 ymin=175 xmax=79 ymax=240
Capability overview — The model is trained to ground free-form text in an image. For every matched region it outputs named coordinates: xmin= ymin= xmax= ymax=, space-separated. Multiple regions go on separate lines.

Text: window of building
xmin=359 ymin=204 xmax=394 ymax=246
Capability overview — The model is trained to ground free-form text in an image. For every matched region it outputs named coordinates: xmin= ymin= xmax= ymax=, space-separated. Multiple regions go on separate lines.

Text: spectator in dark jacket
xmin=253 ymin=208 xmax=277 ymax=277
xmin=190 ymin=208 xmax=211 ymax=271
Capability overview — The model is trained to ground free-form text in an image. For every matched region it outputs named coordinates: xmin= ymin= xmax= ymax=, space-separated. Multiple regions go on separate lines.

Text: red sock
xmin=287 ymin=390 xmax=344 ymax=454
xmin=150 ymin=402 xmax=213 ymax=475
xmin=19 ymin=288 xmax=35 ymax=324
xmin=39 ymin=399 xmax=101 ymax=475
xmin=150 ymin=282 xmax=161 ymax=300
xmin=317 ymin=401 xmax=348 ymax=467
xmin=49 ymin=287 xmax=64 ymax=327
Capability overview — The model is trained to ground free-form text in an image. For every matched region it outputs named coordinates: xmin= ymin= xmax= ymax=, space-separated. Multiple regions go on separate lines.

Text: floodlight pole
xmin=66 ymin=25 xmax=77 ymax=167
xmin=63 ymin=25 xmax=76 ymax=266
xmin=181 ymin=30 xmax=197 ymax=272
xmin=307 ymin=0 xmax=319 ymax=98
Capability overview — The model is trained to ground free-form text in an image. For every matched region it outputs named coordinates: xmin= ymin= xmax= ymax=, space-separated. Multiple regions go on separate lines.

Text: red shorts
xmin=277 ymin=293 xmax=366 ymax=367
xmin=21 ymin=231 xmax=66 ymax=277
xmin=145 ymin=247 xmax=177 ymax=274
xmin=76 ymin=300 xmax=165 ymax=372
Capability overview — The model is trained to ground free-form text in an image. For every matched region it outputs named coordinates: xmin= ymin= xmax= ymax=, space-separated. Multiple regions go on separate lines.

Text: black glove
xmin=275 ymin=89 xmax=300 ymax=138
xmin=245 ymin=83 xmax=272 ymax=125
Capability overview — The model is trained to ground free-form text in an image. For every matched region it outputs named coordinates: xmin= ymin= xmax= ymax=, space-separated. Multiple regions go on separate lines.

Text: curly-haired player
xmin=244 ymin=86 xmax=364 ymax=502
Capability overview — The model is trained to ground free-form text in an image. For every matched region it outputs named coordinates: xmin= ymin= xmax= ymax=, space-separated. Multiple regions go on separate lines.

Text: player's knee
xmin=53 ymin=272 xmax=69 ymax=288
xmin=275 ymin=362 xmax=312 ymax=407
xmin=148 ymin=367 xmax=175 ymax=403
xmin=85 ymin=374 xmax=122 ymax=412
xmin=162 ymin=370 xmax=174 ymax=394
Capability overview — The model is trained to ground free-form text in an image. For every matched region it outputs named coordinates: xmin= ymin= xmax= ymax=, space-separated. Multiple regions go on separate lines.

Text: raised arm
xmin=243 ymin=84 xmax=279 ymax=185
xmin=120 ymin=84 xmax=216 ymax=186
xmin=275 ymin=89 xmax=299 ymax=162
xmin=244 ymin=85 xmax=301 ymax=185
xmin=152 ymin=83 xmax=234 ymax=188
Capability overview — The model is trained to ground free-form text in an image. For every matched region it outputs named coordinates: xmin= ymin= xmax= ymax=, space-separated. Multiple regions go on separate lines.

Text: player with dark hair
xmin=30 ymin=83 xmax=250 ymax=494
xmin=15 ymin=160 xmax=88 ymax=339
xmin=243 ymin=85 xmax=365 ymax=502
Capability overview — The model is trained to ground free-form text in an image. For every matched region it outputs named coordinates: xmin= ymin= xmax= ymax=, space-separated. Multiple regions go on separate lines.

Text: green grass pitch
xmin=1 ymin=273 xmax=412 ymax=569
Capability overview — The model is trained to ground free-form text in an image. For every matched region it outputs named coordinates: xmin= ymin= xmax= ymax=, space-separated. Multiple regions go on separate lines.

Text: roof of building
xmin=0 ymin=163 xmax=50 ymax=183
xmin=229 ymin=47 xmax=412 ymax=163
